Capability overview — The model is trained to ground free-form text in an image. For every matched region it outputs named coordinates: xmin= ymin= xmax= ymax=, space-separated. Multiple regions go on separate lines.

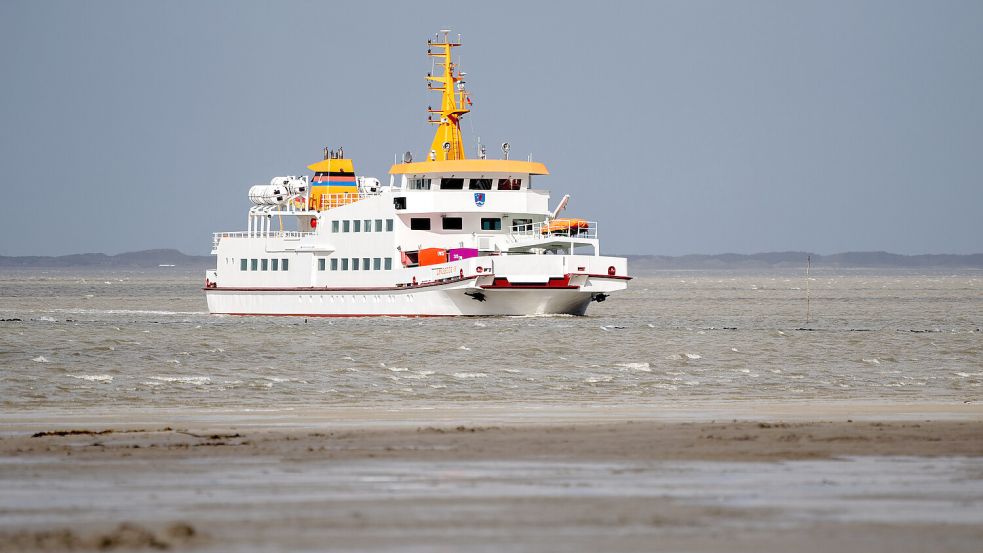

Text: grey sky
xmin=1 ymin=0 xmax=981 ymax=256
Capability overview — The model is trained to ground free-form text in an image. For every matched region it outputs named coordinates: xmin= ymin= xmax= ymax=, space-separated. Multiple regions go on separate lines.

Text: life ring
xmin=476 ymin=266 xmax=483 ymax=273
xmin=310 ymin=217 xmax=317 ymax=229
xmin=411 ymin=276 xmax=417 ymax=286
xmin=608 ymin=266 xmax=616 ymax=276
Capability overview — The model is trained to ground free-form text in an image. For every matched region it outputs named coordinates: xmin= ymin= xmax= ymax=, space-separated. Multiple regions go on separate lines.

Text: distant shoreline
xmin=0 ymin=249 xmax=981 ymax=269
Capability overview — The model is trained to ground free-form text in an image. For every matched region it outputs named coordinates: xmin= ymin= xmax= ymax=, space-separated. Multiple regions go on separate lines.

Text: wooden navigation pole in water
xmin=805 ymin=255 xmax=811 ymax=324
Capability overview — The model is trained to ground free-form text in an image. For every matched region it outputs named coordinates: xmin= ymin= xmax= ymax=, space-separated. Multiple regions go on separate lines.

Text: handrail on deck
xmin=508 ymin=219 xmax=598 ymax=241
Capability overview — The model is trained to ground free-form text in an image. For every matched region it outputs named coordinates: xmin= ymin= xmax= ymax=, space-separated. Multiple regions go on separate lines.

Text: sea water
xmin=1 ymin=268 xmax=980 ymax=413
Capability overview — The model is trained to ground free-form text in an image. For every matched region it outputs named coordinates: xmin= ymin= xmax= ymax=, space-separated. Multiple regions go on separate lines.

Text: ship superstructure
xmin=205 ymin=31 xmax=629 ymax=316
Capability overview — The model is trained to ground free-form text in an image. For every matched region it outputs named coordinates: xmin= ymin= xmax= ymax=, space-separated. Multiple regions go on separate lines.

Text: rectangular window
xmin=384 ymin=257 xmax=392 ymax=270
xmin=331 ymin=220 xmax=339 ymax=233
xmin=261 ymin=259 xmax=269 ymax=271
xmin=374 ymin=219 xmax=383 ymax=232
xmin=439 ymin=178 xmax=464 ymax=189
xmin=373 ymin=258 xmax=381 ymax=270
xmin=442 ymin=217 xmax=463 ymax=230
xmin=317 ymin=258 xmax=325 ymax=271
xmin=393 ymin=197 xmax=406 ymax=210
xmin=481 ymin=217 xmax=502 ymax=231
xmin=512 ymin=218 xmax=533 ymax=232
xmin=272 ymin=258 xmax=279 ymax=271
xmin=341 ymin=258 xmax=349 ymax=271
xmin=343 ymin=220 xmax=350 ymax=232
xmin=353 ymin=220 xmax=361 ymax=232
xmin=281 ymin=258 xmax=288 ymax=271
xmin=410 ymin=178 xmax=431 ymax=190
xmin=362 ymin=219 xmax=371 ymax=232
xmin=386 ymin=219 xmax=394 ymax=232
xmin=352 ymin=258 xmax=360 ymax=271
xmin=330 ymin=258 xmax=338 ymax=271
xmin=240 ymin=259 xmax=247 ymax=271
xmin=362 ymin=257 xmax=370 ymax=270
xmin=469 ymin=178 xmax=492 ymax=190
xmin=250 ymin=259 xmax=258 ymax=271
xmin=498 ymin=178 xmax=521 ymax=190
xmin=410 ymin=218 xmax=431 ymax=230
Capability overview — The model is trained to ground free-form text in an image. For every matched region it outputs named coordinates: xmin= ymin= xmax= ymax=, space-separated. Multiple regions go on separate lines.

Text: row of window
xmin=240 ymin=258 xmax=290 ymax=271
xmin=408 ymin=217 xmax=531 ymax=231
xmin=318 ymin=257 xmax=394 ymax=271
xmin=409 ymin=178 xmax=522 ymax=191
xmin=331 ymin=218 xmax=394 ymax=233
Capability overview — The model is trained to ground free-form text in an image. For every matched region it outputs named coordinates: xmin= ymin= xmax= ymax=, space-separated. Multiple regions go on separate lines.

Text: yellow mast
xmin=426 ymin=30 xmax=470 ymax=161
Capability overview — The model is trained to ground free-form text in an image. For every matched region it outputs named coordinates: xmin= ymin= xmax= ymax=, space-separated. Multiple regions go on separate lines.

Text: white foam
xmin=685 ymin=353 xmax=702 ymax=360
xmin=862 ymin=358 xmax=881 ymax=365
xmin=31 ymin=356 xmax=49 ymax=363
xmin=149 ymin=376 xmax=210 ymax=385
xmin=68 ymin=374 xmax=113 ymax=383
xmin=453 ymin=372 xmax=487 ymax=379
xmin=458 ymin=345 xmax=471 ymax=351
xmin=616 ymin=362 xmax=652 ymax=372
xmin=37 ymin=316 xmax=56 ymax=322
xmin=584 ymin=375 xmax=614 ymax=383
xmin=665 ymin=354 xmax=683 ymax=361
xmin=387 ymin=367 xmax=410 ymax=372
xmin=473 ymin=322 xmax=486 ymax=327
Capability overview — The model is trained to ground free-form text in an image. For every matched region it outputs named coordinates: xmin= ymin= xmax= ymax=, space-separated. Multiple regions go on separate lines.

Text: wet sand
xmin=1 ymin=404 xmax=982 ymax=552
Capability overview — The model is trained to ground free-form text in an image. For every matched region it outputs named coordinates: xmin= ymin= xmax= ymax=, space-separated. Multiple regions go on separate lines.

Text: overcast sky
xmin=1 ymin=0 xmax=981 ymax=256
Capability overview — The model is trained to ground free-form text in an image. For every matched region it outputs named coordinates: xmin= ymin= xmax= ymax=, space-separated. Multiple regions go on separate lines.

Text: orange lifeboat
xmin=541 ymin=218 xmax=589 ymax=234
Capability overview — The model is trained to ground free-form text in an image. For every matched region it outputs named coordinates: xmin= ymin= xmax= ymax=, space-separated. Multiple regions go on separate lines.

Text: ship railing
xmin=318 ymin=189 xmax=382 ymax=211
xmin=508 ymin=219 xmax=598 ymax=242
xmin=212 ymin=231 xmax=314 ymax=249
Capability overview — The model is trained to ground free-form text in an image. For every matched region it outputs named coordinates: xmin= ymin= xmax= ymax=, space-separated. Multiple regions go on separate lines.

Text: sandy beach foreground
xmin=1 ymin=404 xmax=982 ymax=552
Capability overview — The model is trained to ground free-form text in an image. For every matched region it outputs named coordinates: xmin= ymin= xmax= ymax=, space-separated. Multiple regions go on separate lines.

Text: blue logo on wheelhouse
xmin=473 ymin=192 xmax=486 ymax=207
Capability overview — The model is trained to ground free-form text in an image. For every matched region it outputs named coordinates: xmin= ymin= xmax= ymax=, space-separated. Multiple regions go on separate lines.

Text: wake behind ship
xmin=205 ymin=31 xmax=630 ymax=316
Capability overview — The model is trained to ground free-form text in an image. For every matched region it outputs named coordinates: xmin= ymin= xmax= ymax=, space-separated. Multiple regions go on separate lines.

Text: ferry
xmin=205 ymin=31 xmax=630 ymax=316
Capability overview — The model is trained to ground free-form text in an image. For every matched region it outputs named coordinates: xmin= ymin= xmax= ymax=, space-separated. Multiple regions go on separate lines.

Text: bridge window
xmin=498 ymin=178 xmax=521 ymax=190
xmin=272 ymin=259 xmax=279 ymax=271
xmin=439 ymin=178 xmax=464 ymax=189
xmin=330 ymin=258 xmax=338 ymax=271
xmin=362 ymin=257 xmax=370 ymax=270
xmin=341 ymin=258 xmax=349 ymax=270
xmin=481 ymin=218 xmax=502 ymax=231
xmin=343 ymin=220 xmax=350 ymax=232
xmin=512 ymin=218 xmax=533 ymax=232
xmin=373 ymin=258 xmax=381 ymax=270
xmin=261 ymin=259 xmax=269 ymax=271
xmin=386 ymin=219 xmax=394 ymax=232
xmin=281 ymin=258 xmax=289 ymax=271
xmin=469 ymin=178 xmax=492 ymax=190
xmin=442 ymin=217 xmax=463 ymax=230
xmin=353 ymin=220 xmax=361 ymax=232
xmin=250 ymin=259 xmax=258 ymax=271
xmin=240 ymin=259 xmax=247 ymax=271
xmin=384 ymin=257 xmax=392 ymax=270
xmin=410 ymin=178 xmax=431 ymax=190
xmin=410 ymin=218 xmax=431 ymax=230
xmin=364 ymin=219 xmax=372 ymax=232
xmin=352 ymin=258 xmax=360 ymax=270
xmin=317 ymin=259 xmax=325 ymax=271
xmin=331 ymin=220 xmax=339 ymax=233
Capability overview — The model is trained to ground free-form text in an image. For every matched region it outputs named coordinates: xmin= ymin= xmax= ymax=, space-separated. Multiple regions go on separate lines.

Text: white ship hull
xmin=205 ymin=272 xmax=628 ymax=317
